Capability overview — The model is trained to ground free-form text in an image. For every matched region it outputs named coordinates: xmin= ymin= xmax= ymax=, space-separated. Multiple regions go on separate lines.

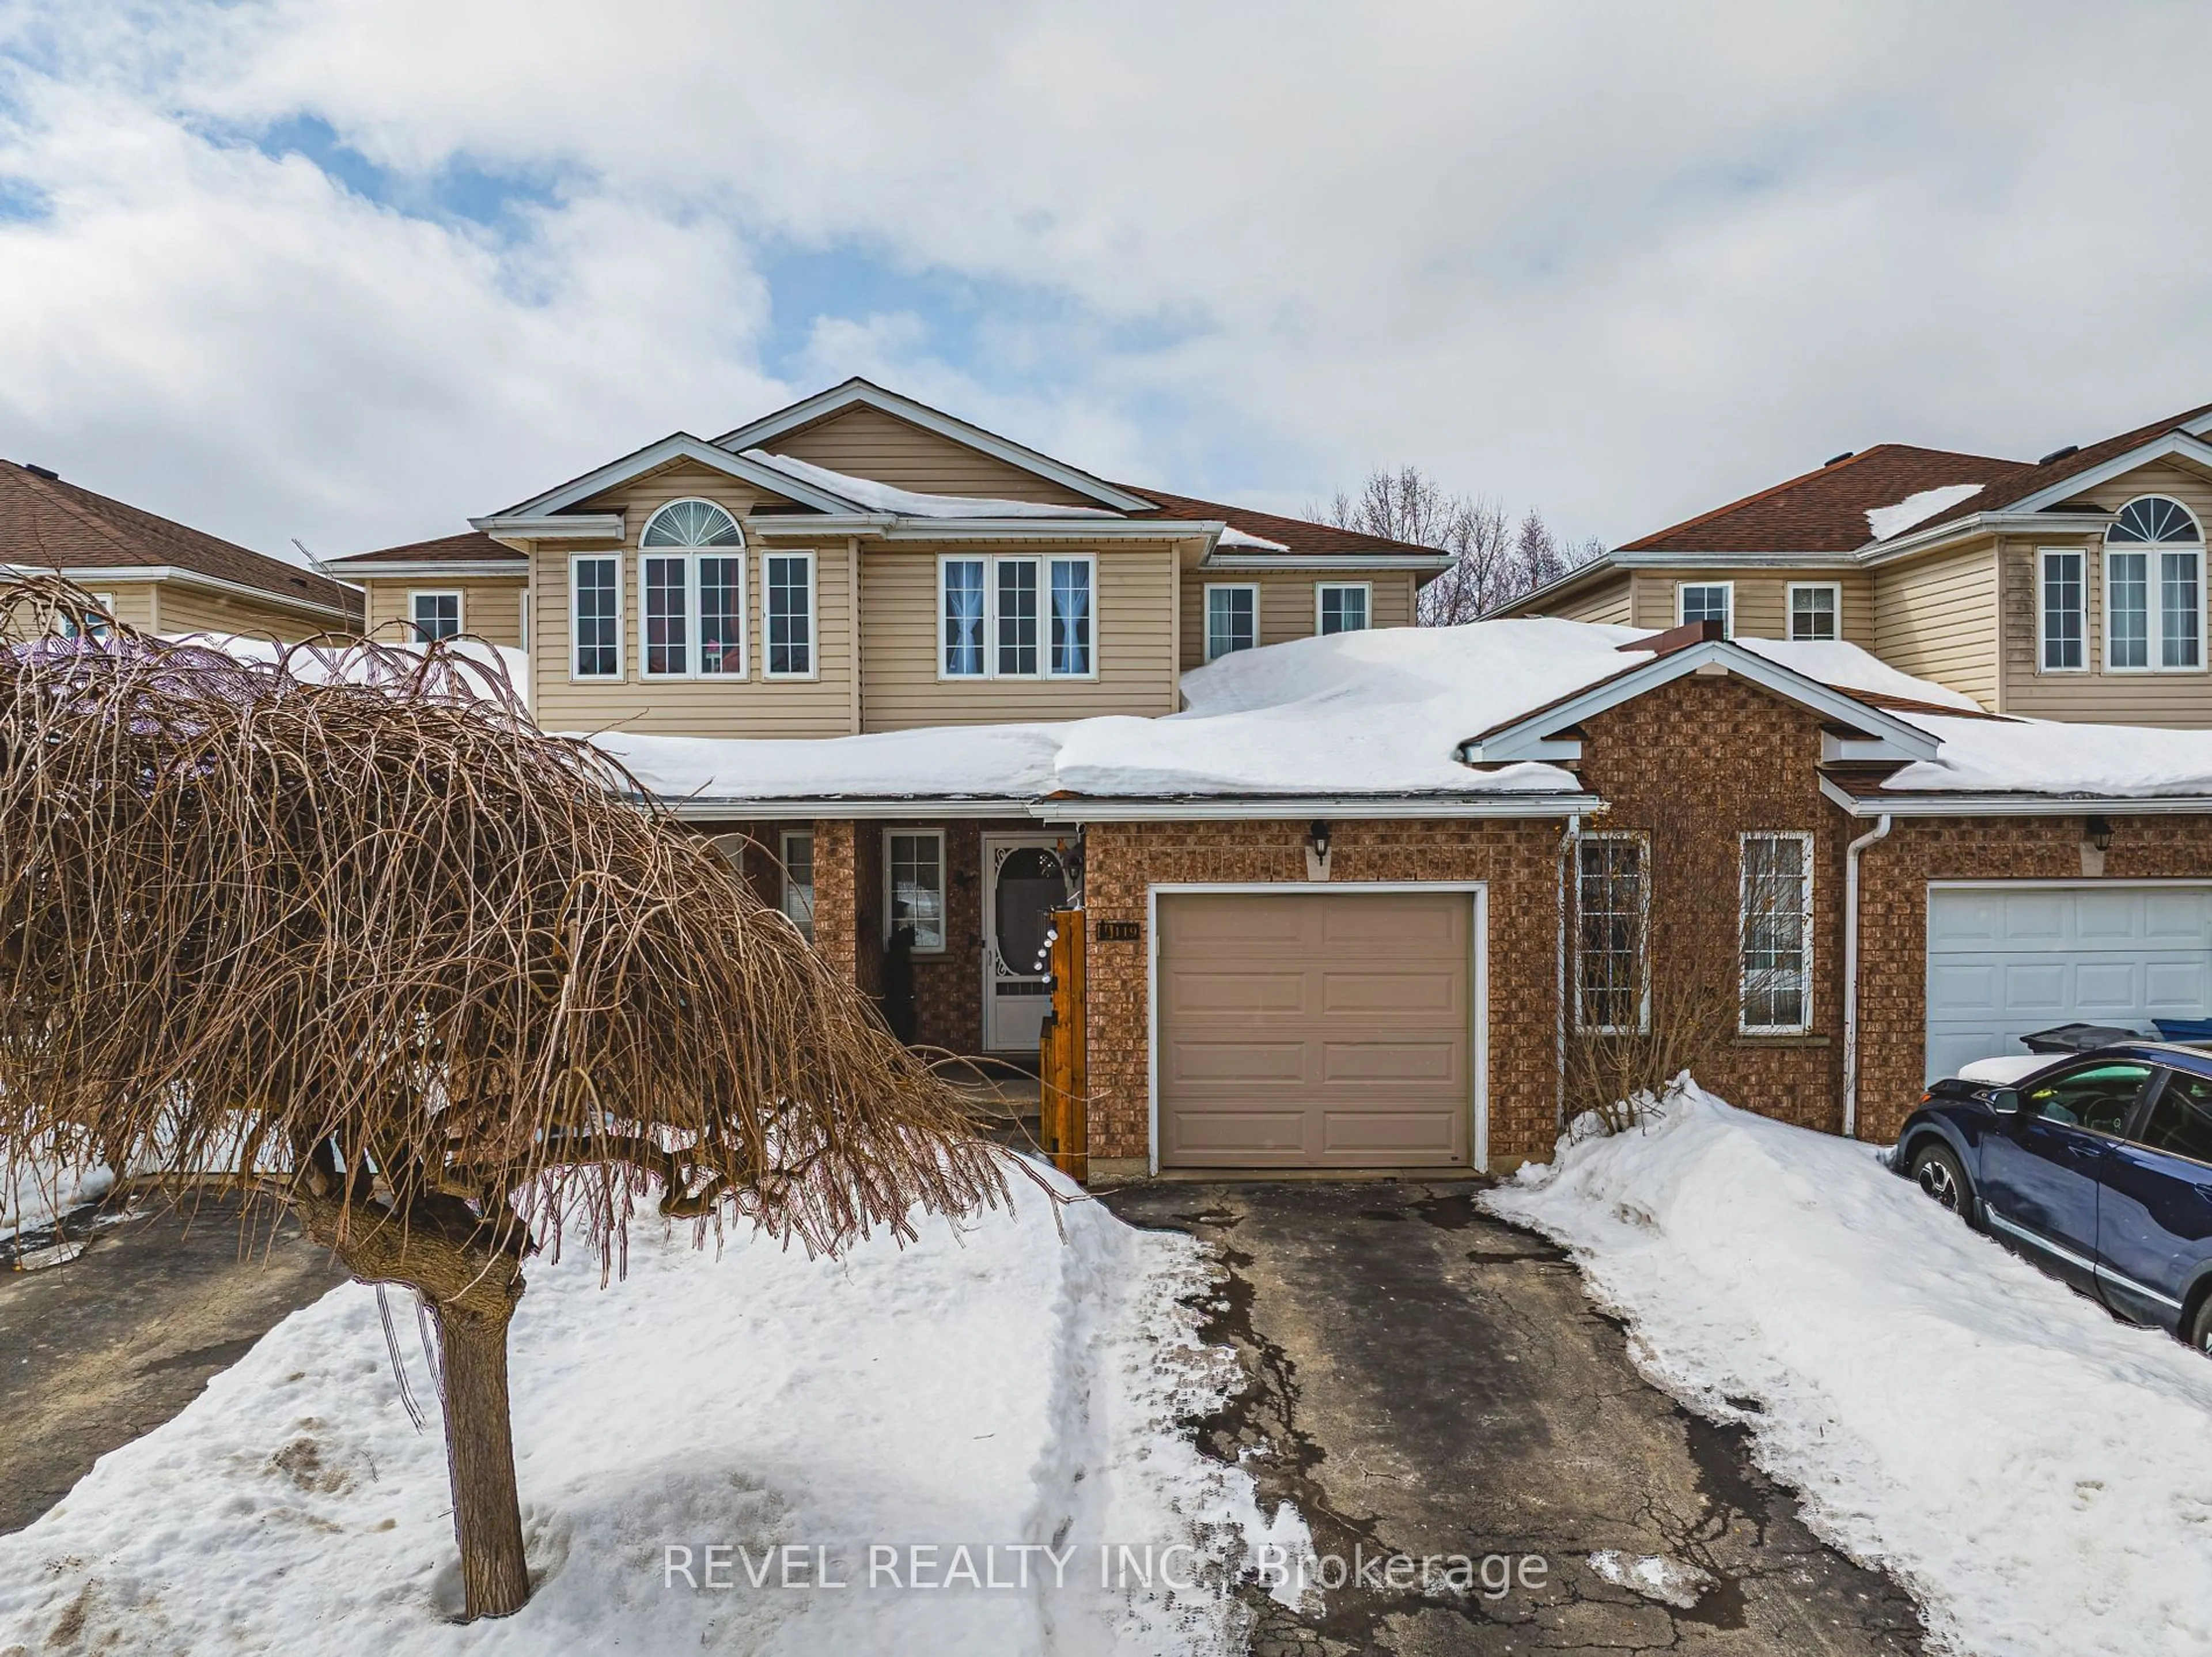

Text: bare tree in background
xmin=1313 ymin=466 xmax=1604 ymax=623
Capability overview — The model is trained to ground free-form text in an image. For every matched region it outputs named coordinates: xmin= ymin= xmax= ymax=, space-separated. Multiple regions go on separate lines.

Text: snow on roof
xmin=166 ymin=632 xmax=530 ymax=703
xmin=1733 ymin=638 xmax=1983 ymax=711
xmin=1865 ymin=482 xmax=1983 ymax=542
xmin=595 ymin=722 xmax=1067 ymax=803
xmin=1881 ymin=714 xmax=2212 ymax=798
xmin=740 ymin=449 xmax=1120 ymax=520
xmin=1217 ymin=524 xmax=1291 ymax=551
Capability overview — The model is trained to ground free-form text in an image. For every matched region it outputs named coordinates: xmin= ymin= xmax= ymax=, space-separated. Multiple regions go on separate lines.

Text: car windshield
xmin=2022 ymin=1062 xmax=2151 ymax=1133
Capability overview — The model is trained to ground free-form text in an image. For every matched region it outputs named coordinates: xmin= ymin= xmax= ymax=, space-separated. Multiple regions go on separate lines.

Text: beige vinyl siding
xmin=1996 ymin=460 xmax=2212 ymax=726
xmin=361 ymin=576 xmax=528 ymax=647
xmin=1870 ymin=540 xmax=1999 ymax=709
xmin=863 ymin=543 xmax=1177 ymax=730
xmin=529 ymin=460 xmax=856 ymax=738
xmin=1547 ymin=573 xmax=1634 ymax=626
xmin=765 ymin=405 xmax=1096 ymax=506
xmin=1177 ymin=569 xmax=1417 ymax=669
xmin=1627 ymin=569 xmax=1873 ymax=644
xmin=88 ymin=582 xmax=159 ymax=633
xmin=154 ymin=581 xmax=345 ymax=641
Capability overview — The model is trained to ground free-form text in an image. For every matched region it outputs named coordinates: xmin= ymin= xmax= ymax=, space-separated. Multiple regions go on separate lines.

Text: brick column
xmin=812 ymin=819 xmax=861 ymax=985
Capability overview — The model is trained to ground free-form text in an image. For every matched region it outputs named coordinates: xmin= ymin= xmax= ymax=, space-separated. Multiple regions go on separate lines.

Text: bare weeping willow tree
xmin=0 ymin=576 xmax=1009 ymax=1619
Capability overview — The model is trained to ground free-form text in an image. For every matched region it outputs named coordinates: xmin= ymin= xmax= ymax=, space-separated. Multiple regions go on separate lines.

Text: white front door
xmin=982 ymin=835 xmax=1072 ymax=1051
xmin=1925 ymin=882 xmax=2212 ymax=1081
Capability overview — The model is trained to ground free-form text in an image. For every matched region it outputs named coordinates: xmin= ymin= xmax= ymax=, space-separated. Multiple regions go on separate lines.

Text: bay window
xmin=941 ymin=555 xmax=1095 ymax=679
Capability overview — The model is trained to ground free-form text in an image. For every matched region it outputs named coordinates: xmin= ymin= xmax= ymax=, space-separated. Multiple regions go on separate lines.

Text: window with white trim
xmin=764 ymin=552 xmax=815 ymax=678
xmin=780 ymin=829 xmax=815 ymax=943
xmin=1740 ymin=832 xmax=1813 ymax=1034
xmin=1787 ymin=582 xmax=1839 ymax=642
xmin=885 ymin=830 xmax=945 ymax=953
xmin=1317 ymin=582 xmax=1370 ymax=635
xmin=1678 ymin=582 xmax=1732 ymax=635
xmin=410 ymin=590 xmax=462 ymax=642
xmin=639 ymin=498 xmax=747 ymax=680
xmin=2105 ymin=495 xmax=2203 ymax=672
xmin=571 ymin=555 xmax=622 ymax=678
xmin=2040 ymin=548 xmax=2086 ymax=671
xmin=1575 ymin=834 xmax=1647 ymax=1033
xmin=1205 ymin=583 xmax=1258 ymax=661
xmin=940 ymin=555 xmax=1095 ymax=679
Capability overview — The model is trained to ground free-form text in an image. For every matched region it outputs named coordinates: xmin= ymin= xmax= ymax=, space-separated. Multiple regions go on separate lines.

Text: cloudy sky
xmin=2 ymin=1 xmax=2210 ymax=562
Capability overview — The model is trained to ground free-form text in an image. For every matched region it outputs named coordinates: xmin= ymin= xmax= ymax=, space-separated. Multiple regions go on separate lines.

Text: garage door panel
xmin=1166 ymin=969 xmax=1309 ymax=1015
xmin=1165 ymin=1039 xmax=1309 ymax=1084
xmin=1926 ymin=884 xmax=2212 ymax=1082
xmin=1322 ymin=1110 xmax=1459 ymax=1155
xmin=1321 ymin=1038 xmax=1461 ymax=1084
xmin=1160 ymin=892 xmax=1476 ymax=1168
xmin=1320 ymin=969 xmax=1464 ymax=1016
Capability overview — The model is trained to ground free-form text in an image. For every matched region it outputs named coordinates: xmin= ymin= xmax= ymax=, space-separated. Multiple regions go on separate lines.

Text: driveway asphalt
xmin=1102 ymin=1179 xmax=1926 ymax=1657
xmin=0 ymin=1191 xmax=348 ymax=1535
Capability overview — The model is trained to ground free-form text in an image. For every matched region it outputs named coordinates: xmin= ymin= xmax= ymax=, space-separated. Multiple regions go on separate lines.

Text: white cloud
xmin=3 ymin=0 xmax=2211 ymax=555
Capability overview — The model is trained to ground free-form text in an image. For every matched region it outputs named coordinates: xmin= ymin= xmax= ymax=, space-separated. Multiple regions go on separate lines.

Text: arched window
xmin=2104 ymin=495 xmax=2203 ymax=671
xmin=638 ymin=499 xmax=746 ymax=678
xmin=641 ymin=498 xmax=743 ymax=547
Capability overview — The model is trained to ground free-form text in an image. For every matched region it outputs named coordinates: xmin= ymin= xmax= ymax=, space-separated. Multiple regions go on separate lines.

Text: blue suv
xmin=1895 ymin=1042 xmax=2212 ymax=1352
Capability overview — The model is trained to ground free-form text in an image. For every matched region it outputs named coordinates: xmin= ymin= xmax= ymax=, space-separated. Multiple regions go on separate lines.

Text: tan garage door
xmin=1157 ymin=891 xmax=1476 ymax=1168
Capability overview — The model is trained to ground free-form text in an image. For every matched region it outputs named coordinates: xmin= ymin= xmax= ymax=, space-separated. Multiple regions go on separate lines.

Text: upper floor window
xmin=2105 ymin=496 xmax=2202 ymax=672
xmin=1317 ymin=582 xmax=1370 ymax=635
xmin=639 ymin=499 xmax=747 ymax=680
xmin=1206 ymin=583 xmax=1258 ymax=661
xmin=410 ymin=590 xmax=461 ymax=642
xmin=1787 ymin=583 xmax=1839 ymax=642
xmin=2039 ymin=548 xmax=2086 ymax=671
xmin=941 ymin=555 xmax=1094 ymax=679
xmin=571 ymin=555 xmax=622 ymax=678
xmin=1677 ymin=582 xmax=1732 ymax=636
xmin=764 ymin=552 xmax=815 ymax=678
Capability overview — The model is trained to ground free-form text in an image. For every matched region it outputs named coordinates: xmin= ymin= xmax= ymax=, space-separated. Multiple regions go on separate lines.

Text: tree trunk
xmin=430 ymin=1297 xmax=532 ymax=1619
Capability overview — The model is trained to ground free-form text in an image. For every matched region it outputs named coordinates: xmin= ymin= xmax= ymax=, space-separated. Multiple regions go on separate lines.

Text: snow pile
xmin=2 ymin=1136 xmax=112 ymax=1241
xmin=1489 ymin=1088 xmax=2212 ymax=1657
xmin=1050 ymin=618 xmax=1649 ymax=797
xmin=741 ymin=449 xmax=1118 ymax=520
xmin=0 ymin=1164 xmax=1275 ymax=1656
xmin=168 ymin=633 xmax=531 ymax=706
xmin=1883 ymin=713 xmax=2212 ymax=797
xmin=1736 ymin=637 xmax=1983 ymax=711
xmin=1865 ymin=483 xmax=1984 ymax=542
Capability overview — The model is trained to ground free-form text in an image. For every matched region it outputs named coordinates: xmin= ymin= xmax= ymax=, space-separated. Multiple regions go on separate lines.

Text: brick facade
xmin=1855 ymin=814 xmax=2212 ymax=1141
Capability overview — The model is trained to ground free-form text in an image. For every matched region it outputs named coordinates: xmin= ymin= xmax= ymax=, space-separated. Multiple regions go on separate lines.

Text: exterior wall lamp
xmin=2085 ymin=815 xmax=2114 ymax=852
xmin=1308 ymin=820 xmax=1332 ymax=863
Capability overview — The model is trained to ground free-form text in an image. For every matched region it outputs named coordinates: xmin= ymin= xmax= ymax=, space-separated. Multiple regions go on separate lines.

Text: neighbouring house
xmin=324 ymin=381 xmax=2212 ymax=1178
xmin=0 ymin=458 xmax=359 ymax=638
xmin=1494 ymin=399 xmax=2212 ymax=727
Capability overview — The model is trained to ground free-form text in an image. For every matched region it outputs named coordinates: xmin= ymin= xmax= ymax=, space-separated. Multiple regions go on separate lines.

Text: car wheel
xmin=1909 ymin=1141 xmax=1972 ymax=1221
xmin=2187 ymin=1298 xmax=2212 ymax=1356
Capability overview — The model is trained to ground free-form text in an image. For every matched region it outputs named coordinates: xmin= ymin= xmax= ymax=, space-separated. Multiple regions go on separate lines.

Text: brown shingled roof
xmin=0 ymin=460 xmax=355 ymax=614
xmin=338 ymin=530 xmax=520 ymax=565
xmin=1620 ymin=444 xmax=2028 ymax=554
xmin=1117 ymin=485 xmax=1446 ymax=559
xmin=1622 ymin=397 xmax=2212 ymax=555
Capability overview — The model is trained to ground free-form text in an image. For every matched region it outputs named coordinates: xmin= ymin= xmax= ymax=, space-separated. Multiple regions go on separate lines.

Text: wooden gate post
xmin=1038 ymin=907 xmax=1088 ymax=1182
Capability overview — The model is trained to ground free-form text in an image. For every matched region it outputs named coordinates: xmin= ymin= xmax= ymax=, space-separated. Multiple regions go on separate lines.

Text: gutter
xmin=1840 ymin=811 xmax=1892 ymax=1140
xmin=1817 ymin=775 xmax=2212 ymax=818
xmin=646 ymin=790 xmax=1608 ymax=823
xmin=1 ymin=561 xmax=355 ymax=623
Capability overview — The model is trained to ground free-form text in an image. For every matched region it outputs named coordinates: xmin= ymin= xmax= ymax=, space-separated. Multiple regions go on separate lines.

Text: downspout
xmin=1842 ymin=812 xmax=1893 ymax=1140
xmin=1556 ymin=812 xmax=1581 ymax=1132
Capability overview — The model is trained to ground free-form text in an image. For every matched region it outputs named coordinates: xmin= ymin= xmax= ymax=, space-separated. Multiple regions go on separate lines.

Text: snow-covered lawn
xmin=0 ymin=1163 xmax=1278 ymax=1655
xmin=1489 ymin=1088 xmax=2212 ymax=1657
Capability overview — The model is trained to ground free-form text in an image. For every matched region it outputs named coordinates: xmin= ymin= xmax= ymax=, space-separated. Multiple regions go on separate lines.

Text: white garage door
xmin=1157 ymin=891 xmax=1480 ymax=1168
xmin=1925 ymin=883 xmax=2212 ymax=1080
